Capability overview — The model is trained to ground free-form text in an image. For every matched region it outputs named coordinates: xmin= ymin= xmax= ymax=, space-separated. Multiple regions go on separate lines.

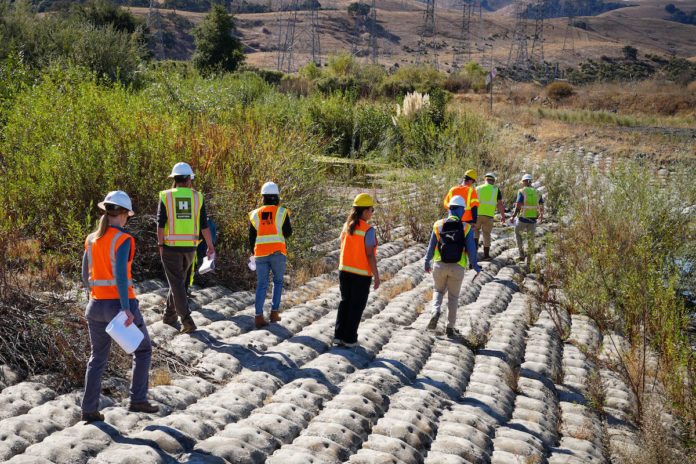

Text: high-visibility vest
xmin=443 ymin=185 xmax=479 ymax=222
xmin=339 ymin=219 xmax=377 ymax=276
xmin=249 ymin=205 xmax=288 ymax=257
xmin=159 ymin=187 xmax=202 ymax=247
xmin=519 ymin=187 xmax=539 ymax=218
xmin=476 ymin=183 xmax=499 ymax=217
xmin=433 ymin=216 xmax=471 ymax=268
xmin=85 ymin=226 xmax=135 ymax=300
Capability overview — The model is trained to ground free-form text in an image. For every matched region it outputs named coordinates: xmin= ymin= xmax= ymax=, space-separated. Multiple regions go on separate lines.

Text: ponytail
xmin=343 ymin=206 xmax=368 ymax=235
xmin=89 ymin=206 xmax=129 ymax=241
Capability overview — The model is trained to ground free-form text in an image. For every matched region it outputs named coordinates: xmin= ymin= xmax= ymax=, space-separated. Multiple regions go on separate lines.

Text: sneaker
xmin=446 ymin=327 xmax=462 ymax=339
xmin=427 ymin=312 xmax=441 ymax=330
xmin=81 ymin=411 xmax=104 ymax=423
xmin=343 ymin=341 xmax=359 ymax=348
xmin=333 ymin=338 xmax=345 ymax=347
xmin=128 ymin=401 xmax=159 ymax=414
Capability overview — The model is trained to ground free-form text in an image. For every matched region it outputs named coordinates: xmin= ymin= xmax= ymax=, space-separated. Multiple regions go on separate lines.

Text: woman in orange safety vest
xmin=80 ymin=191 xmax=157 ymax=423
xmin=334 ymin=193 xmax=380 ymax=348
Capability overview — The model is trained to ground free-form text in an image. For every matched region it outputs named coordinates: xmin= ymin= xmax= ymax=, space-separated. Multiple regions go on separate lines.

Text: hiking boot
xmin=483 ymin=247 xmax=491 ymax=261
xmin=270 ymin=310 xmax=281 ymax=323
xmin=81 ymin=411 xmax=104 ymax=423
xmin=343 ymin=341 xmax=359 ymax=348
xmin=181 ymin=317 xmax=197 ymax=334
xmin=162 ymin=314 xmax=178 ymax=326
xmin=446 ymin=327 xmax=462 ymax=339
xmin=255 ymin=315 xmax=269 ymax=329
xmin=427 ymin=312 xmax=441 ymax=330
xmin=128 ymin=401 xmax=159 ymax=414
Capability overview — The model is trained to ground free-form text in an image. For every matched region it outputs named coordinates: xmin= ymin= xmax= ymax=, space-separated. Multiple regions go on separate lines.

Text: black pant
xmin=335 ymin=271 xmax=372 ymax=344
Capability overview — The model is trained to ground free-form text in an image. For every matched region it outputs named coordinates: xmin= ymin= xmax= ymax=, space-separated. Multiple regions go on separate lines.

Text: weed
xmin=585 ymin=370 xmax=606 ymax=414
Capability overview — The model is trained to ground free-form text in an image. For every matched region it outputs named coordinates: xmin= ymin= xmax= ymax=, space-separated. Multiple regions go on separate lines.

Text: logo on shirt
xmin=175 ymin=197 xmax=192 ymax=220
xmin=261 ymin=211 xmax=273 ymax=226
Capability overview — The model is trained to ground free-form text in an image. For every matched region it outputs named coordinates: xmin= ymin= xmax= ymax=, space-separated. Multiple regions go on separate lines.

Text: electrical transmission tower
xmin=147 ymin=0 xmax=166 ymax=60
xmin=276 ymin=0 xmax=322 ymax=72
xmin=417 ymin=0 xmax=438 ymax=69
xmin=506 ymin=0 xmax=529 ymax=75
xmin=562 ymin=14 xmax=575 ymax=53
xmin=529 ymin=0 xmax=545 ymax=64
xmin=452 ymin=0 xmax=474 ymax=70
xmin=368 ymin=0 xmax=378 ymax=63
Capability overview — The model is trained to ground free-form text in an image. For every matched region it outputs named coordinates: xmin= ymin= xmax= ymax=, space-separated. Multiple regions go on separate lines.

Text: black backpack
xmin=438 ymin=218 xmax=465 ymax=263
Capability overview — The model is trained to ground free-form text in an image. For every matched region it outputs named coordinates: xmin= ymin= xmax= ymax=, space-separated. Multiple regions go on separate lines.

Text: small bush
xmin=546 ymin=81 xmax=574 ymax=99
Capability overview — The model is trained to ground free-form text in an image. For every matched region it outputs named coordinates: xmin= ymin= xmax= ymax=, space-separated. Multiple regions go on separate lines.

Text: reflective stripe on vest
xmin=339 ymin=219 xmax=377 ymax=276
xmin=85 ymin=227 xmax=135 ymax=300
xmin=432 ymin=216 xmax=471 ymax=268
xmin=476 ymin=184 xmax=498 ymax=217
xmin=444 ymin=185 xmax=479 ymax=222
xmin=249 ymin=205 xmax=288 ymax=257
xmin=160 ymin=188 xmax=202 ymax=246
xmin=520 ymin=187 xmax=539 ymax=218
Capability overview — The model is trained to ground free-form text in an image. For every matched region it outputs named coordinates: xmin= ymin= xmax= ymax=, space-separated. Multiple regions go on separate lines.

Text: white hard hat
xmin=169 ymin=162 xmax=195 ymax=179
xmin=448 ymin=195 xmax=467 ymax=208
xmin=485 ymin=172 xmax=496 ymax=179
xmin=521 ymin=174 xmax=533 ymax=182
xmin=261 ymin=182 xmax=279 ymax=195
xmin=98 ymin=190 xmax=134 ymax=216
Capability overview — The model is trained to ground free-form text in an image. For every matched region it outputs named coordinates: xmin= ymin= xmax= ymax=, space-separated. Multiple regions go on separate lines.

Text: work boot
xmin=446 ymin=327 xmax=462 ymax=339
xmin=181 ymin=317 xmax=197 ymax=334
xmin=270 ymin=310 xmax=281 ymax=323
xmin=255 ymin=315 xmax=269 ymax=329
xmin=427 ymin=311 xmax=441 ymax=330
xmin=128 ymin=401 xmax=159 ymax=414
xmin=483 ymin=247 xmax=491 ymax=261
xmin=517 ymin=252 xmax=526 ymax=263
xmin=162 ymin=314 xmax=178 ymax=326
xmin=81 ymin=411 xmax=104 ymax=423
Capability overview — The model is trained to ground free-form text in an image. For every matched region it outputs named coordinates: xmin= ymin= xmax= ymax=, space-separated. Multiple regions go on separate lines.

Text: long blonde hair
xmin=90 ymin=206 xmax=129 ymax=241
xmin=343 ymin=206 xmax=369 ymax=235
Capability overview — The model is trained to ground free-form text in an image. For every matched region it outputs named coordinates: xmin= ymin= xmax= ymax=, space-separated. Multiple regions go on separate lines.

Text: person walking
xmin=475 ymin=173 xmax=507 ymax=261
xmin=334 ymin=193 xmax=380 ymax=348
xmin=249 ymin=182 xmax=292 ymax=329
xmin=511 ymin=173 xmax=544 ymax=264
xmin=81 ymin=191 xmax=158 ymax=423
xmin=158 ymin=162 xmax=215 ymax=334
xmin=443 ymin=169 xmax=480 ymax=226
xmin=424 ymin=195 xmax=481 ymax=338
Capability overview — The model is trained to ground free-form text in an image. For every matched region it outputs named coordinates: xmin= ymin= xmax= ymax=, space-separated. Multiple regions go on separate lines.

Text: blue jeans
xmin=255 ymin=252 xmax=287 ymax=315
xmin=82 ymin=298 xmax=152 ymax=412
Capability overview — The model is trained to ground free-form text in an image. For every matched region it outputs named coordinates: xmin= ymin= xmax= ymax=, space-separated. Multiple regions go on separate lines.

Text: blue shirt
xmin=516 ymin=191 xmax=544 ymax=224
xmin=82 ymin=225 xmax=133 ymax=310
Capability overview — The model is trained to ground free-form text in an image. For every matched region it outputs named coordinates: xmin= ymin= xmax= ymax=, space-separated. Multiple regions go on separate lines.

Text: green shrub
xmin=305 ymin=93 xmax=355 ymax=156
xmin=545 ymin=81 xmax=574 ymax=99
xmin=191 ymin=4 xmax=245 ymax=75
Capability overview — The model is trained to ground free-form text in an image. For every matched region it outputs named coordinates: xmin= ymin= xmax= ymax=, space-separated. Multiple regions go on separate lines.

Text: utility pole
xmin=562 ymin=14 xmax=575 ymax=54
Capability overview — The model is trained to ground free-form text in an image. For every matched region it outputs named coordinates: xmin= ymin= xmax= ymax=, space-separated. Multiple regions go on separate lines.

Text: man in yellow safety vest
xmin=511 ymin=173 xmax=544 ymax=264
xmin=475 ymin=173 xmax=506 ymax=260
xmin=158 ymin=162 xmax=215 ymax=334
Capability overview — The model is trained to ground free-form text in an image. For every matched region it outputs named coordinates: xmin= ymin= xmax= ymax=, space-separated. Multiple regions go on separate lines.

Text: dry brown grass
xmin=150 ymin=367 xmax=172 ymax=387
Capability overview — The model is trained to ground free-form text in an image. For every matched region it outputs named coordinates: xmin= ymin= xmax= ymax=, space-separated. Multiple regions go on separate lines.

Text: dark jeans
xmin=161 ymin=247 xmax=195 ymax=322
xmin=82 ymin=298 xmax=151 ymax=412
xmin=335 ymin=271 xmax=372 ymax=344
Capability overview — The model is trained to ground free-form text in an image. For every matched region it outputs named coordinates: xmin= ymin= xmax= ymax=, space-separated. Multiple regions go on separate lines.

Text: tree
xmin=622 ymin=45 xmax=638 ymax=60
xmin=192 ymin=3 xmax=244 ymax=74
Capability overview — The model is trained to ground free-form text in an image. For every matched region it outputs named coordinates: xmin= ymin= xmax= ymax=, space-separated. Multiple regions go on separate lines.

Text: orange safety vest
xmin=85 ymin=226 xmax=135 ymax=300
xmin=249 ymin=205 xmax=288 ymax=257
xmin=443 ymin=185 xmax=480 ymax=222
xmin=338 ymin=219 xmax=377 ymax=276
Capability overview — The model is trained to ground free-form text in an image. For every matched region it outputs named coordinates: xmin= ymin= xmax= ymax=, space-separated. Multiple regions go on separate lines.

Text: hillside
xmin=130 ymin=0 xmax=696 ymax=70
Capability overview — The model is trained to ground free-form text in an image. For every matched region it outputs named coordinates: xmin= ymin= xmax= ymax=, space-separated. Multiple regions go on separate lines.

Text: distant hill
xmin=126 ymin=0 xmax=696 ymax=71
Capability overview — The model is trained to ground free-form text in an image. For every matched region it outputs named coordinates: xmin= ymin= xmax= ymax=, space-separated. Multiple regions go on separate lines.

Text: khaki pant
xmin=515 ymin=221 xmax=536 ymax=258
xmin=475 ymin=215 xmax=495 ymax=247
xmin=161 ymin=247 xmax=195 ymax=322
xmin=431 ymin=261 xmax=466 ymax=329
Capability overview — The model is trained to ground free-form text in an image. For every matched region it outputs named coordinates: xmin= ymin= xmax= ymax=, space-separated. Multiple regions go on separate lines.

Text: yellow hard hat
xmin=464 ymin=169 xmax=477 ymax=181
xmin=353 ymin=193 xmax=374 ymax=207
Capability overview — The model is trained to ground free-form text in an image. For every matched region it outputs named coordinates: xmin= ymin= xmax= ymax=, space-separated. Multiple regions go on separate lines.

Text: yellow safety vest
xmin=519 ymin=187 xmax=539 ymax=219
xmin=159 ymin=187 xmax=203 ymax=247
xmin=476 ymin=183 xmax=499 ymax=217
xmin=433 ymin=216 xmax=471 ymax=269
